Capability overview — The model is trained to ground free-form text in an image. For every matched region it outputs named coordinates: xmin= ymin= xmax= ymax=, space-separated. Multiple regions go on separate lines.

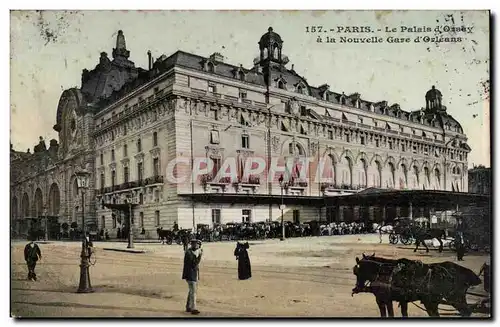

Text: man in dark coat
xmin=455 ymin=217 xmax=467 ymax=261
xmin=182 ymin=238 xmax=203 ymax=315
xmin=234 ymin=242 xmax=252 ymax=280
xmin=24 ymin=239 xmax=42 ymax=281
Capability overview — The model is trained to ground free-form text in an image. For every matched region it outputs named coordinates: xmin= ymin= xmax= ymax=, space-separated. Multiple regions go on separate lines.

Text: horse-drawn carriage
xmin=388 ymin=218 xmax=414 ymax=245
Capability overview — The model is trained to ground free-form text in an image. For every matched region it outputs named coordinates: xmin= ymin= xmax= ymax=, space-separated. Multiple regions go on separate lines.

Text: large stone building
xmin=468 ymin=165 xmax=491 ymax=194
xmin=11 ymin=28 xmax=471 ymax=238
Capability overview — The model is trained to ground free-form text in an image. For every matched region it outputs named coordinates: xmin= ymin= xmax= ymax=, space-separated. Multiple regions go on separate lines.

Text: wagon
xmin=389 ymin=218 xmax=415 ymax=245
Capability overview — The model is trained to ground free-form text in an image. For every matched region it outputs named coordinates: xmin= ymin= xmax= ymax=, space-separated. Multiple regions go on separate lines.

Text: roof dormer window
xmin=207 ymin=62 xmax=215 ymax=73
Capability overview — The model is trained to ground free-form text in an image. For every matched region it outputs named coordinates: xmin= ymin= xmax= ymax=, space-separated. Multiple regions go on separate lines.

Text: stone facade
xmin=11 ymin=28 xmax=471 ymax=238
xmin=468 ymin=165 xmax=491 ymax=194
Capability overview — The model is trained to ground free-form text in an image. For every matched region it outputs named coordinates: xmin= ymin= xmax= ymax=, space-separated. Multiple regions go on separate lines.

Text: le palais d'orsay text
xmin=306 ymin=24 xmax=475 ymax=44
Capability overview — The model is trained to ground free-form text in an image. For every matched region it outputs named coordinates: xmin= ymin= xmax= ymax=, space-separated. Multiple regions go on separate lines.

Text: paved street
xmin=11 ymin=234 xmax=489 ymax=317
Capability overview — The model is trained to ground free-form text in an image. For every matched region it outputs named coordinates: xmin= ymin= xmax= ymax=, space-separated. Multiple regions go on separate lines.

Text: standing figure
xmin=24 ymin=238 xmax=42 ymax=281
xmin=455 ymin=217 xmax=467 ymax=261
xmin=182 ymin=238 xmax=203 ymax=315
xmin=234 ymin=242 xmax=252 ymax=280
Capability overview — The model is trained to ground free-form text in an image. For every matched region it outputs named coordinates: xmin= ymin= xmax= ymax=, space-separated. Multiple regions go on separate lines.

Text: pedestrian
xmin=24 ymin=238 xmax=42 ymax=281
xmin=182 ymin=238 xmax=203 ymax=315
xmin=234 ymin=242 xmax=252 ymax=280
xmin=455 ymin=217 xmax=466 ymax=261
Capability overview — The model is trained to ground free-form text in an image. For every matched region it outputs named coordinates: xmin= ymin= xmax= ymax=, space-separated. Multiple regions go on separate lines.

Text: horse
xmin=372 ymin=223 xmax=394 ymax=243
xmin=352 ymin=253 xmax=481 ymax=317
xmin=411 ymin=226 xmax=446 ymax=253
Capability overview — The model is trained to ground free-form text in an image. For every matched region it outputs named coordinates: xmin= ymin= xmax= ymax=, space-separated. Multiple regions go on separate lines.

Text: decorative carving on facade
xmin=272 ymin=136 xmax=281 ymax=152
xmin=150 ymin=147 xmax=161 ymax=159
xmin=310 ymin=142 xmax=318 ymax=156
xmin=134 ymin=152 xmax=145 ymax=162
xmin=205 ymin=145 xmax=224 ymax=158
xmin=288 ymin=98 xmax=300 ymax=116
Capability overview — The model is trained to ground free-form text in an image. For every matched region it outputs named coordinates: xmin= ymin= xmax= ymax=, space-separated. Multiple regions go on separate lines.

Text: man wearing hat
xmin=182 ymin=237 xmax=203 ymax=315
xmin=455 ymin=216 xmax=467 ymax=261
xmin=24 ymin=237 xmax=42 ymax=281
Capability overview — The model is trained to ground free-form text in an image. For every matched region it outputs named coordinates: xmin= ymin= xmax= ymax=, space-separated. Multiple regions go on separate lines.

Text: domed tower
xmin=425 ymin=85 xmax=443 ymax=111
xmin=258 ymin=27 xmax=285 ymax=66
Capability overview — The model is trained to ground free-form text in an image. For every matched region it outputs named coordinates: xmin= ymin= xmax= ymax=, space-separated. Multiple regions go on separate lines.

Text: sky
xmin=10 ymin=10 xmax=490 ymax=168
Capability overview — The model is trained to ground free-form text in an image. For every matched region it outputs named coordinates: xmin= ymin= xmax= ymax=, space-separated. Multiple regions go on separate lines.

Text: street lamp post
xmin=43 ymin=205 xmax=48 ymax=241
xmin=75 ymin=168 xmax=93 ymax=293
xmin=126 ymin=195 xmax=134 ymax=249
xmin=278 ymin=174 xmax=286 ymax=241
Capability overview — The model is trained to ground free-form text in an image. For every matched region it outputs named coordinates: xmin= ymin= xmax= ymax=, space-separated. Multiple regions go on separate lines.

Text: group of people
xmin=181 ymin=237 xmax=252 ymax=315
xmin=21 ymin=217 xmax=468 ymax=316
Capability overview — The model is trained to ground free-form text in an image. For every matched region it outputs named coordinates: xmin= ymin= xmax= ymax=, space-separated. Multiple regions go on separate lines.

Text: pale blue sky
xmin=10 ymin=10 xmax=490 ymax=167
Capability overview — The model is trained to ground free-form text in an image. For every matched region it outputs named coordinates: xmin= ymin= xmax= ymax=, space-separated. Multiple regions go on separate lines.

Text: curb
xmin=103 ymin=248 xmax=147 ymax=254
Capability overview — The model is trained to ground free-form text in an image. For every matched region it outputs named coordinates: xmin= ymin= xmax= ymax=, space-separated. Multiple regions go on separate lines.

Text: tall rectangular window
xmin=101 ymin=216 xmax=105 ymax=229
xmin=123 ymin=166 xmax=129 ymax=183
xmin=241 ymin=135 xmax=250 ymax=149
xmin=100 ymin=153 xmax=104 ymax=165
xmin=100 ymin=173 xmax=105 ymax=188
xmin=153 ymin=158 xmax=160 ymax=176
xmin=210 ymin=130 xmax=220 ymax=144
xmin=328 ymin=130 xmax=333 ymax=140
xmin=211 ymin=157 xmax=221 ymax=176
xmin=155 ymin=211 xmax=160 ymax=226
xmin=111 ymin=149 xmax=115 ymax=162
xmin=137 ymin=139 xmax=142 ymax=152
xmin=153 ymin=132 xmax=158 ymax=147
xmin=360 ymin=136 xmax=365 ymax=145
xmin=111 ymin=170 xmax=116 ymax=187
xmin=138 ymin=162 xmax=143 ymax=181
xmin=212 ymin=209 xmax=221 ymax=224
xmin=139 ymin=212 xmax=144 ymax=227
xmin=123 ymin=144 xmax=128 ymax=157
xmin=242 ymin=209 xmax=251 ymax=223
xmin=112 ymin=214 xmax=117 ymax=228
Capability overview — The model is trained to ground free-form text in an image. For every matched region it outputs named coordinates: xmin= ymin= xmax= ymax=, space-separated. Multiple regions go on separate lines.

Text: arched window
xmin=424 ymin=167 xmax=431 ymax=186
xmin=375 ymin=161 xmax=382 ymax=188
xmin=359 ymin=158 xmax=368 ymax=187
xmin=400 ymin=164 xmax=408 ymax=188
xmin=296 ymin=144 xmax=305 ymax=156
xmin=413 ymin=165 xmax=420 ymax=187
xmin=343 ymin=157 xmax=353 ymax=187
xmin=388 ymin=162 xmax=395 ymax=188
xmin=434 ymin=168 xmax=441 ymax=188
xmin=278 ymin=80 xmax=285 ymax=90
xmin=456 ymin=167 xmax=461 ymax=175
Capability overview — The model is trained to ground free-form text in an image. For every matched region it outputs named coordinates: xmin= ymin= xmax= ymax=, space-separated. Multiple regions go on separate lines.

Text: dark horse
xmin=352 ymin=253 xmax=481 ymax=317
xmin=412 ymin=226 xmax=446 ymax=253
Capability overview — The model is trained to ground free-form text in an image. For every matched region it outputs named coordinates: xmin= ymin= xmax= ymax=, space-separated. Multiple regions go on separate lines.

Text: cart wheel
xmin=389 ymin=233 xmax=398 ymax=244
xmin=167 ymin=238 xmax=173 ymax=245
xmin=448 ymin=240 xmax=456 ymax=250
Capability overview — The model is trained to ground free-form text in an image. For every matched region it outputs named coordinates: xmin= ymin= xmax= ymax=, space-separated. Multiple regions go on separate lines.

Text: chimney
xmin=209 ymin=52 xmax=224 ymax=63
xmin=147 ymin=50 xmax=152 ymax=70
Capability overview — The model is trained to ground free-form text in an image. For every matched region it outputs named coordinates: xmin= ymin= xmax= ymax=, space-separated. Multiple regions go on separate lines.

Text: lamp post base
xmin=77 ymin=261 xmax=93 ymax=293
xmin=280 ymin=238 xmax=285 ymax=241
xmin=77 ymin=241 xmax=93 ymax=294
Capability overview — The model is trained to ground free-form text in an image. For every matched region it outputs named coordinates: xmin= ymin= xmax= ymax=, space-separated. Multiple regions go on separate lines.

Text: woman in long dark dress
xmin=234 ymin=242 xmax=252 ymax=280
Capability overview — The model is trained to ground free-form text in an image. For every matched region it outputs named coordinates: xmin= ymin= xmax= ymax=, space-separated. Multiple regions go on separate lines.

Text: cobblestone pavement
xmin=10 ymin=234 xmax=490 ymax=318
